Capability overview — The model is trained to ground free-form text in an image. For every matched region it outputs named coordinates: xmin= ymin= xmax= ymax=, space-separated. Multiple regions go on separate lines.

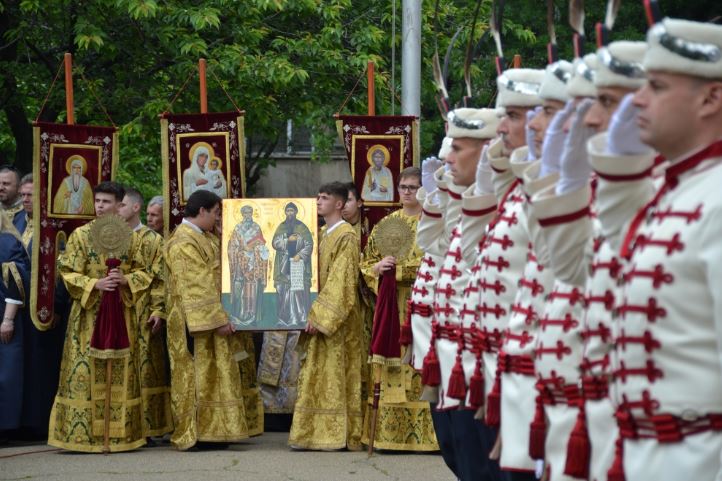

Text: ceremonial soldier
xmin=420 ymin=108 xmax=501 ymax=480
xmin=481 ymin=61 xmax=572 ymax=480
xmin=586 ymin=18 xmax=722 ymax=480
xmin=525 ymin=55 xmax=598 ymax=481
xmin=531 ymin=41 xmax=648 ymax=480
xmin=459 ymin=69 xmax=543 ymax=481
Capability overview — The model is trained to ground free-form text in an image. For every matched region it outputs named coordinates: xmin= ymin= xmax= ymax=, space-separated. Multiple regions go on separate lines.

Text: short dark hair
xmin=399 ymin=166 xmax=422 ymax=184
xmin=0 ymin=165 xmax=21 ymax=185
xmin=123 ymin=186 xmax=143 ymax=208
xmin=94 ymin=181 xmax=125 ymax=201
xmin=318 ymin=181 xmax=349 ymax=204
xmin=345 ymin=182 xmax=361 ymax=201
xmin=185 ymin=190 xmax=221 ymax=218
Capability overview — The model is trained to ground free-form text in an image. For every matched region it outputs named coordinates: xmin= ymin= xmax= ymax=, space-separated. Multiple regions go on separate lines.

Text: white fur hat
xmin=595 ymin=41 xmax=647 ymax=89
xmin=496 ymin=69 xmax=544 ymax=108
xmin=566 ymin=54 xmax=598 ymax=98
xmin=446 ymin=108 xmax=501 ymax=140
xmin=539 ymin=61 xmax=573 ymax=102
xmin=438 ymin=136 xmax=453 ymax=160
xmin=644 ymin=18 xmax=722 ymax=79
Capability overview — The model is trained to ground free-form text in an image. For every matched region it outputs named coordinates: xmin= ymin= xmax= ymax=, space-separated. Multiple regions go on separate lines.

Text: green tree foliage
xmin=0 ymin=0 xmax=717 ymax=200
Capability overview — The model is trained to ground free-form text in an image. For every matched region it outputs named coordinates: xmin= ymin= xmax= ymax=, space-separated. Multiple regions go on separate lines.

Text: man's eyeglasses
xmin=398 ymin=184 xmax=420 ymax=193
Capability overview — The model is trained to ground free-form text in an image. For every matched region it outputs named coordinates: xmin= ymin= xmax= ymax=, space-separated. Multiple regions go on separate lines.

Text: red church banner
xmin=335 ymin=115 xmax=419 ymax=244
xmin=160 ymin=111 xmax=246 ymax=235
xmin=30 ymin=121 xmax=118 ymax=329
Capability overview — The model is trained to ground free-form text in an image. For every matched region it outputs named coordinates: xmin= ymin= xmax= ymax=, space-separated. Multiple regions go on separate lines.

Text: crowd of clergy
xmin=2 ymin=13 xmax=722 ymax=481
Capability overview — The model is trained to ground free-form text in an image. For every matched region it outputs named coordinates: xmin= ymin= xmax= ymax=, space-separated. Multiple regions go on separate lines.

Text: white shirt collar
xmin=325 ymin=218 xmax=346 ymax=236
xmin=132 ymin=222 xmax=144 ymax=232
xmin=182 ymin=218 xmax=203 ymax=233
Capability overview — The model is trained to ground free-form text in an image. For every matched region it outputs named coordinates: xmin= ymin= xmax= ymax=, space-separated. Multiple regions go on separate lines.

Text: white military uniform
xmin=431 ymin=180 xmax=496 ymax=409
xmin=489 ymin=152 xmax=559 ymax=473
xmin=411 ymin=172 xmax=451 ymax=372
xmin=590 ymin=130 xmax=722 ymax=480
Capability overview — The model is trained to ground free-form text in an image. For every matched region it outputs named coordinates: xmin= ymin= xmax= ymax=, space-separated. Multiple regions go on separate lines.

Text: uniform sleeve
xmin=532 ymin=183 xmax=594 ymax=287
xmin=699 ymin=205 xmax=722 ymax=381
xmin=309 ymin=232 xmax=360 ymax=337
xmin=588 ymin=132 xmax=656 ymax=250
xmin=166 ymin=238 xmax=228 ymax=334
xmin=460 ymin=186 xmax=496 ymax=264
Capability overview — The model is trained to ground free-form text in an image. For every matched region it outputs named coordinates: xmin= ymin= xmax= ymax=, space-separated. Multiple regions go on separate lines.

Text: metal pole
xmin=401 ymin=0 xmax=421 ymax=117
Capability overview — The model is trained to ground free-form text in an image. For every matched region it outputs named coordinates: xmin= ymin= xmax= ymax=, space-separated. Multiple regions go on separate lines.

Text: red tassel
xmin=447 ymin=354 xmax=467 ymax=400
xmin=529 ymin=390 xmax=547 ymax=459
xmin=564 ymin=402 xmax=591 ymax=479
xmin=468 ymin=360 xmax=485 ymax=408
xmin=400 ymin=300 xmax=413 ymax=346
xmin=607 ymin=437 xmax=626 ymax=481
xmin=421 ymin=336 xmax=441 ymax=387
xmin=485 ymin=370 xmax=502 ymax=427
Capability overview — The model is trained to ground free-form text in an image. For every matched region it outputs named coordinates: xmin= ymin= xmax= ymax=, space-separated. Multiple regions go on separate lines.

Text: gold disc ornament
xmin=88 ymin=214 xmax=133 ymax=258
xmin=373 ymin=215 xmax=414 ymax=261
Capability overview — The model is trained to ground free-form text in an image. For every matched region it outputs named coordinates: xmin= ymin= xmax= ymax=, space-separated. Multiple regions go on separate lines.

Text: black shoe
xmin=193 ymin=441 xmax=230 ymax=451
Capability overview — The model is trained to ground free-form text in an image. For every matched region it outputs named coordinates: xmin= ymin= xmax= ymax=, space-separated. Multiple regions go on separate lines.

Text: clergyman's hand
xmin=305 ymin=321 xmax=318 ymax=335
xmin=216 ymin=323 xmax=235 ymax=337
xmin=108 ymin=268 xmax=128 ymax=286
xmin=95 ymin=276 xmax=119 ymax=292
xmin=147 ymin=315 xmax=164 ymax=334
xmin=373 ymin=256 xmax=396 ymax=275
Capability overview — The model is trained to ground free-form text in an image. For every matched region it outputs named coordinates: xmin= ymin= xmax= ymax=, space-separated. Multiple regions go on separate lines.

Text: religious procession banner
xmin=30 ymin=121 xmax=118 ymax=330
xmin=160 ymin=111 xmax=246 ymax=236
xmin=220 ymin=197 xmax=319 ymax=331
xmin=335 ymin=115 xmax=419 ymax=243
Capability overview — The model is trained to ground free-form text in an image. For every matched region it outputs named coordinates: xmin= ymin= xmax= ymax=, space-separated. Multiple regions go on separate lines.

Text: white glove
xmin=525 ymin=107 xmax=542 ymax=161
xmin=556 ymin=99 xmax=596 ymax=195
xmin=539 ymin=100 xmax=575 ymax=177
xmin=421 ymin=156 xmax=443 ymax=193
xmin=607 ymin=93 xmax=653 ymax=156
xmin=535 ymin=460 xmax=545 ymax=479
xmin=474 ymin=144 xmax=494 ymax=195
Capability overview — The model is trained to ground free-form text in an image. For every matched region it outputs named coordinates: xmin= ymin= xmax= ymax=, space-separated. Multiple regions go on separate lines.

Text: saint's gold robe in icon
xmin=164 ymin=222 xmax=262 ymax=450
xmin=360 ymin=209 xmax=439 ymax=451
xmin=288 ymin=222 xmax=363 ymax=450
xmin=49 ymin=222 xmax=151 ymax=453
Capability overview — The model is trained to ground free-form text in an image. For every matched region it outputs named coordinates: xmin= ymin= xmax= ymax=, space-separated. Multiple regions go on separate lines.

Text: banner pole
xmin=367 ymin=61 xmax=375 ymax=116
xmin=64 ymin=53 xmax=74 ymax=125
xmin=199 ymin=58 xmax=208 ymax=114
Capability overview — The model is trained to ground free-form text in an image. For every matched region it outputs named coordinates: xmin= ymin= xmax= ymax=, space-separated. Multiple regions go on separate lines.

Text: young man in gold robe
xmin=49 ymin=181 xmax=152 ymax=452
xmin=164 ymin=190 xmax=262 ymax=450
xmin=288 ymin=181 xmax=362 ymax=451
xmin=342 ymin=183 xmax=373 ymax=417
xmin=359 ymin=167 xmax=439 ymax=452
xmin=117 ymin=187 xmax=172 ymax=441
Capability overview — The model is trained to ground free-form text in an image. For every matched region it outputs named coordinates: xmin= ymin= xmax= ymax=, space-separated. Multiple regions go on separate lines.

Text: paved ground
xmin=0 ymin=432 xmax=454 ymax=481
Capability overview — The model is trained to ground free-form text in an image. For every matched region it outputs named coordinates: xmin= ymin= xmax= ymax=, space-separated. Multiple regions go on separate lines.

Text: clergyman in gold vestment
xmin=359 ymin=168 xmax=438 ymax=451
xmin=49 ymin=182 xmax=151 ymax=453
xmin=164 ymin=191 xmax=262 ymax=450
xmin=289 ymin=182 xmax=363 ymax=451
xmin=118 ymin=188 xmax=172 ymax=438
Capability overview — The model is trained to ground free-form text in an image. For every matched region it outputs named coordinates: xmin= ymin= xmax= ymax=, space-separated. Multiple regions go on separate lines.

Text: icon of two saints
xmin=227 ymin=203 xmax=313 ymax=329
